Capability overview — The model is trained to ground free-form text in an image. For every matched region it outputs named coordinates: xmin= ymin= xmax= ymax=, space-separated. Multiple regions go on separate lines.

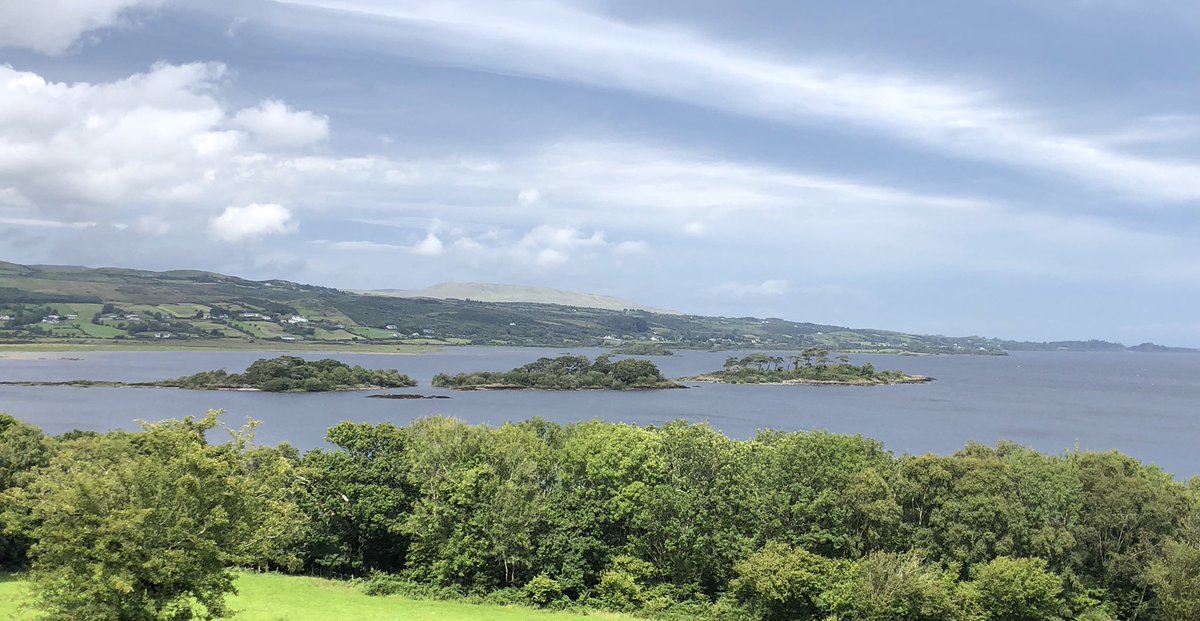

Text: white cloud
xmin=614 ymin=240 xmax=647 ymax=256
xmin=279 ymin=0 xmax=1200 ymax=201
xmin=510 ymin=224 xmax=606 ymax=267
xmin=313 ymin=239 xmax=407 ymax=251
xmin=0 ymin=216 xmax=96 ymax=229
xmin=517 ymin=187 xmax=542 ymax=206
xmin=0 ymin=62 xmax=364 ymax=238
xmin=0 ymin=0 xmax=161 ymax=55
xmin=209 ymin=203 xmax=297 ymax=242
xmin=710 ymin=279 xmax=790 ymax=297
xmin=231 ymin=100 xmax=330 ymax=148
xmin=412 ymin=232 xmax=444 ymax=256
xmin=682 ymin=221 xmax=706 ymax=236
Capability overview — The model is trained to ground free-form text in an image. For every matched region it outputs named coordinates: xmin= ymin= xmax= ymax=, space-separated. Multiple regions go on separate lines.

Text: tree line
xmin=708 ymin=351 xmax=921 ymax=384
xmin=1 ymin=412 xmax=1199 ymax=620
xmin=432 ymin=354 xmax=680 ymax=390
xmin=156 ymin=355 xmax=416 ymax=392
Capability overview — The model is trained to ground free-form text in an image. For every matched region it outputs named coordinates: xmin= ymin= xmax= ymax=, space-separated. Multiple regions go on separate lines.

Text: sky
xmin=2 ymin=1 xmax=1200 ymax=345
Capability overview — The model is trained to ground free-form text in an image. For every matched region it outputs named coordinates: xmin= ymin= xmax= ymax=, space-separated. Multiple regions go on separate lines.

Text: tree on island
xmin=706 ymin=352 xmax=910 ymax=385
xmin=158 ymin=356 xmax=416 ymax=392
xmin=433 ymin=354 xmax=680 ymax=390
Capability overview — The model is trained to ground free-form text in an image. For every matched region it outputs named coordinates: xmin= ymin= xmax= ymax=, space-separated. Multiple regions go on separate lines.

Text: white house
xmin=286 ymin=315 xmax=309 ymax=324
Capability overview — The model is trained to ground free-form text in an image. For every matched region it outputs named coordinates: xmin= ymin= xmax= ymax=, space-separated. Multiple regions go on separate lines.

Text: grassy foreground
xmin=0 ymin=572 xmax=626 ymax=621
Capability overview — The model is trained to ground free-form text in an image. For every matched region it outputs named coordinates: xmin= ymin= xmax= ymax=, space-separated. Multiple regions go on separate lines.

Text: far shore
xmin=0 ymin=380 xmax=403 ymax=392
xmin=0 ymin=340 xmax=442 ymax=355
xmin=682 ymin=374 xmax=934 ymax=386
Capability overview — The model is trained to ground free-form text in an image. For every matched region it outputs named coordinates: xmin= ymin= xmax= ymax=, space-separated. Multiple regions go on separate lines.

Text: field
xmin=0 ymin=572 xmax=626 ymax=621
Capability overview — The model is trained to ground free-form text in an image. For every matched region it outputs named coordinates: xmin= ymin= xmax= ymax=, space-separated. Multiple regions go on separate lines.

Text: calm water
xmin=2 ymin=348 xmax=1198 ymax=477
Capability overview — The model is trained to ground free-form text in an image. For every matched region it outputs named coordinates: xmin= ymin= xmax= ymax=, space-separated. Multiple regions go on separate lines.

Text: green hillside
xmin=0 ymin=260 xmax=1157 ymax=354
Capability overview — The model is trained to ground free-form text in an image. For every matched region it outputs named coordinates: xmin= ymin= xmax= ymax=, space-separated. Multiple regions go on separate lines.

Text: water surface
xmin=1 ymin=348 xmax=1197 ymax=477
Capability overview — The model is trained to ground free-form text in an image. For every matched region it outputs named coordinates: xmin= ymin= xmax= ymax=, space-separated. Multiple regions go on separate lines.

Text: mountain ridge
xmin=359 ymin=282 xmax=679 ymax=314
xmin=0 ymin=261 xmax=1193 ymax=354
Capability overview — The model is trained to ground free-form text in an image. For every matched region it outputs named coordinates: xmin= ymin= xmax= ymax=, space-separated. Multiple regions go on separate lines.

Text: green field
xmin=0 ymin=572 xmax=624 ymax=621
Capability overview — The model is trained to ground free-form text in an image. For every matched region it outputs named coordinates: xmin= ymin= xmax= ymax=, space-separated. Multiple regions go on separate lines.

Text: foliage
xmin=9 ymin=412 xmax=302 ymax=620
xmin=821 ymin=551 xmax=962 ymax=621
xmin=963 ymin=556 xmax=1064 ymax=621
xmin=730 ymin=543 xmax=844 ymax=621
xmin=158 ymin=355 xmax=416 ymax=391
xmin=432 ymin=354 xmax=680 ymax=390
xmin=0 ymin=414 xmax=53 ymax=568
xmin=610 ymin=342 xmax=675 ymax=356
xmin=4 ymin=413 xmax=1200 ymax=620
xmin=702 ymin=351 xmax=923 ymax=384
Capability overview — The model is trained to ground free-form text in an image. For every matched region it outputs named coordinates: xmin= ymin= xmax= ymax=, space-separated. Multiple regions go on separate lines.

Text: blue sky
xmin=2 ymin=1 xmax=1200 ymax=344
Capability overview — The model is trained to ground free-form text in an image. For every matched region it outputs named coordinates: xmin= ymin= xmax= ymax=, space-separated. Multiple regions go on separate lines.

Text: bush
xmin=524 ymin=574 xmax=563 ymax=607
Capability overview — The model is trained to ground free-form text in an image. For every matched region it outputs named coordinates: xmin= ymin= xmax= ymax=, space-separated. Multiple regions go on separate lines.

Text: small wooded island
xmin=609 ymin=342 xmax=675 ymax=356
xmin=0 ymin=356 xmax=417 ymax=392
xmin=432 ymin=354 xmax=684 ymax=390
xmin=685 ymin=350 xmax=931 ymax=385
xmin=158 ymin=355 xmax=416 ymax=391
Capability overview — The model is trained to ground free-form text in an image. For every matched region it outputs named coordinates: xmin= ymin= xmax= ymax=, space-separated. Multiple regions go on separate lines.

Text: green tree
xmin=1071 ymin=452 xmax=1186 ymax=617
xmin=0 ymin=413 xmax=53 ymax=568
xmin=823 ymin=551 xmax=963 ymax=621
xmin=1145 ymin=539 xmax=1200 ymax=621
xmin=16 ymin=412 xmax=299 ymax=620
xmin=964 ymin=556 xmax=1064 ymax=621
xmin=299 ymin=422 xmax=414 ymax=574
xmin=730 ymin=542 xmax=843 ymax=621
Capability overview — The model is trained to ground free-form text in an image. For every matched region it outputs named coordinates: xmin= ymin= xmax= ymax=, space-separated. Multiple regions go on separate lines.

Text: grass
xmin=0 ymin=341 xmax=443 ymax=354
xmin=0 ymin=572 xmax=627 ymax=621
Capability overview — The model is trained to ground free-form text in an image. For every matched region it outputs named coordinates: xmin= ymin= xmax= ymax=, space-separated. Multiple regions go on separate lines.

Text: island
xmin=684 ymin=350 xmax=931 ymax=386
xmin=0 ymin=356 xmax=417 ymax=392
xmin=157 ymin=356 xmax=417 ymax=391
xmin=610 ymin=342 xmax=675 ymax=356
xmin=432 ymin=354 xmax=684 ymax=390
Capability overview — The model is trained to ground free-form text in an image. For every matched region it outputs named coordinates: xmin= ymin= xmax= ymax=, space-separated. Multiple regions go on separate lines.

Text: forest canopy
xmin=432 ymin=354 xmax=681 ymax=390
xmin=156 ymin=355 xmax=416 ymax=392
xmin=2 ymin=414 xmax=1199 ymax=621
xmin=694 ymin=350 xmax=931 ymax=385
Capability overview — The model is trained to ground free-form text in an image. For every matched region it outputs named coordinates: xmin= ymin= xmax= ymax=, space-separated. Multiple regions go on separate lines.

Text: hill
xmin=362 ymin=282 xmax=678 ymax=314
xmin=0 ymin=260 xmax=1187 ymax=354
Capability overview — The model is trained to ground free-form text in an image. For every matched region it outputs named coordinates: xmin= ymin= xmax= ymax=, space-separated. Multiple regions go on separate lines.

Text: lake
xmin=1 ymin=347 xmax=1198 ymax=477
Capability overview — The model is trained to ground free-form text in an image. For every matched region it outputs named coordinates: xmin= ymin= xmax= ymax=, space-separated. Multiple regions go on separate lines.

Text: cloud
xmin=0 ymin=216 xmax=96 ymax=229
xmin=312 ymin=239 xmax=407 ymax=251
xmin=517 ymin=188 xmax=542 ymax=206
xmin=412 ymin=232 xmax=444 ymax=256
xmin=230 ymin=100 xmax=330 ymax=148
xmin=682 ymin=221 xmax=706 ymax=236
xmin=279 ymin=0 xmax=1200 ymax=201
xmin=0 ymin=0 xmax=161 ymax=55
xmin=0 ymin=62 xmax=361 ymax=238
xmin=512 ymin=224 xmax=606 ymax=267
xmin=209 ymin=203 xmax=297 ymax=242
xmin=614 ymin=240 xmax=647 ymax=257
xmin=710 ymin=279 xmax=790 ymax=297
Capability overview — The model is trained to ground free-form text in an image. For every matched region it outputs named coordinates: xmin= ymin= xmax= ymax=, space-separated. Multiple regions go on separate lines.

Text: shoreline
xmin=682 ymin=374 xmax=933 ymax=386
xmin=0 ymin=380 xmax=408 ymax=392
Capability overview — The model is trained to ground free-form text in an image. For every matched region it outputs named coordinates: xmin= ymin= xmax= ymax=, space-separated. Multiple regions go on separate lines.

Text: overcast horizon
xmin=3 ymin=1 xmax=1200 ymax=345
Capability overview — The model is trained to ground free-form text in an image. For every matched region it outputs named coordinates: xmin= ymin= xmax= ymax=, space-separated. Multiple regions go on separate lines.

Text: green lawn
xmin=0 ymin=572 xmax=625 ymax=621
xmin=158 ymin=303 xmax=211 ymax=318
xmin=350 ymin=326 xmax=404 ymax=340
